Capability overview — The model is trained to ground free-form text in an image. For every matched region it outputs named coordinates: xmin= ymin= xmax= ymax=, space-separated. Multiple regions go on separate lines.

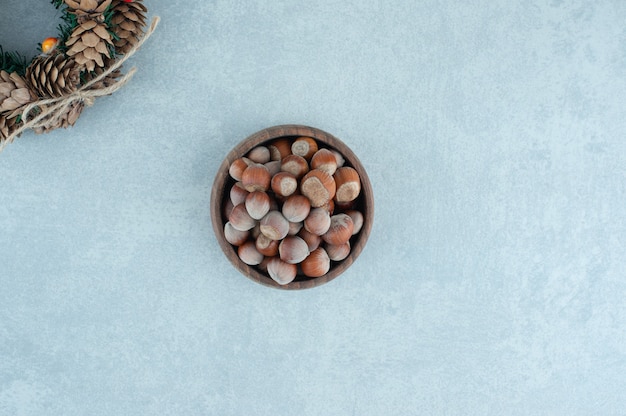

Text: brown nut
xmin=267 ymin=257 xmax=297 ymax=285
xmin=288 ymin=221 xmax=303 ymax=236
xmin=333 ymin=166 xmax=361 ymax=203
xmin=247 ymin=146 xmax=271 ymax=164
xmin=303 ymin=207 xmax=332 ymax=236
xmin=259 ymin=210 xmax=290 ymax=241
xmin=345 ymin=210 xmax=364 ymax=235
xmin=298 ymin=228 xmax=322 ymax=252
xmin=322 ymin=213 xmax=354 ymax=245
xmin=278 ymin=236 xmax=310 ymax=264
xmin=282 ymin=194 xmax=311 ymax=223
xmin=301 ymin=247 xmax=331 ymax=277
xmin=330 ymin=150 xmax=345 ymax=168
xmin=229 ymin=182 xmax=249 ymax=206
xmin=228 ymin=203 xmax=257 ymax=231
xmin=291 ymin=137 xmax=318 ymax=160
xmin=310 ymin=148 xmax=338 ymax=176
xmin=241 ymin=164 xmax=271 ymax=192
xmin=300 ymin=169 xmax=336 ymax=208
xmin=280 ymin=154 xmax=309 ymax=179
xmin=255 ymin=233 xmax=280 ymax=257
xmin=245 ymin=191 xmax=271 ymax=220
xmin=271 ymin=171 xmax=298 ymax=198
xmin=264 ymin=160 xmax=282 ymax=176
xmin=228 ymin=157 xmax=252 ymax=181
xmin=224 ymin=222 xmax=250 ymax=246
xmin=325 ymin=241 xmax=351 ymax=261
xmin=237 ymin=240 xmax=264 ymax=265
xmin=268 ymin=138 xmax=292 ymax=161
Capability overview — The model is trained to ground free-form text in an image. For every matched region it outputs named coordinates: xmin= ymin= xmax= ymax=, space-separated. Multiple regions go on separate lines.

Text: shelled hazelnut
xmin=223 ymin=136 xmax=365 ymax=285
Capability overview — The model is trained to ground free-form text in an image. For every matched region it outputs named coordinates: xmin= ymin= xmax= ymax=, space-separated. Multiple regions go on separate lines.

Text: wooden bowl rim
xmin=210 ymin=124 xmax=374 ymax=290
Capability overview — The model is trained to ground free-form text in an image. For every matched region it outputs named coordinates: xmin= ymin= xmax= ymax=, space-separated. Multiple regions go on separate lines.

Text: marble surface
xmin=1 ymin=1 xmax=625 ymax=414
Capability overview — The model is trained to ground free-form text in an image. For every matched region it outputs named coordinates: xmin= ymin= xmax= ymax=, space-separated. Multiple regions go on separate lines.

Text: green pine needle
xmin=0 ymin=46 xmax=29 ymax=76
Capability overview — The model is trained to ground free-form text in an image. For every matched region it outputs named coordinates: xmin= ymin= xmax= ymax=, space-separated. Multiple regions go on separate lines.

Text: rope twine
xmin=1 ymin=16 xmax=160 ymax=151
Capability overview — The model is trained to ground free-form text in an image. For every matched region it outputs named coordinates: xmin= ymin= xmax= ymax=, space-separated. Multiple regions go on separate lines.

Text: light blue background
xmin=1 ymin=1 xmax=625 ymax=415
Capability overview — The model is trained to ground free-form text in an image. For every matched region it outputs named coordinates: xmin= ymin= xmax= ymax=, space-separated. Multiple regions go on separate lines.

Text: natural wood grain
xmin=210 ymin=125 xmax=374 ymax=290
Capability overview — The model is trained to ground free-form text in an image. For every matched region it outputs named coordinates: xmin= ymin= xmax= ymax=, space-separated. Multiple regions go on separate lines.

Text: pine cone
xmin=83 ymin=58 xmax=122 ymax=91
xmin=0 ymin=114 xmax=17 ymax=142
xmin=64 ymin=0 xmax=112 ymax=19
xmin=25 ymin=55 xmax=81 ymax=98
xmin=66 ymin=19 xmax=114 ymax=72
xmin=110 ymin=0 xmax=147 ymax=54
xmin=0 ymin=70 xmax=37 ymax=118
xmin=33 ymin=101 xmax=85 ymax=134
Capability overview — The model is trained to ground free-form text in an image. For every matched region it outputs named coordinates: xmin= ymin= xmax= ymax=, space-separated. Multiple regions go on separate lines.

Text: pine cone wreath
xmin=25 ymin=55 xmax=81 ymax=98
xmin=0 ymin=70 xmax=38 ymax=118
xmin=0 ymin=0 xmax=157 ymax=149
xmin=66 ymin=19 xmax=114 ymax=72
xmin=110 ymin=0 xmax=148 ymax=55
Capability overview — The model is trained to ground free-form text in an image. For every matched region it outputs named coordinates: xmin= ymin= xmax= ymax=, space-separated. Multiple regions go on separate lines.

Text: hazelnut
xmin=228 ymin=157 xmax=252 ymax=181
xmin=241 ymin=164 xmax=271 ymax=192
xmin=264 ymin=160 xmax=282 ymax=176
xmin=330 ymin=150 xmax=345 ymax=168
xmin=270 ymin=171 xmax=298 ymax=198
xmin=224 ymin=222 xmax=250 ymax=246
xmin=322 ymin=213 xmax=354 ymax=245
xmin=268 ymin=138 xmax=292 ymax=161
xmin=310 ymin=148 xmax=338 ymax=176
xmin=304 ymin=207 xmax=331 ymax=236
xmin=288 ymin=221 xmax=303 ymax=236
xmin=278 ymin=236 xmax=310 ymax=264
xmin=282 ymin=194 xmax=311 ymax=223
xmin=325 ymin=241 xmax=351 ymax=261
xmin=229 ymin=182 xmax=249 ymax=206
xmin=245 ymin=191 xmax=271 ymax=220
xmin=298 ymin=228 xmax=322 ymax=252
xmin=345 ymin=210 xmax=364 ymax=235
xmin=280 ymin=154 xmax=309 ymax=179
xmin=247 ymin=146 xmax=270 ymax=164
xmin=259 ymin=210 xmax=290 ymax=241
xmin=301 ymin=247 xmax=331 ymax=277
xmin=228 ymin=203 xmax=257 ymax=231
xmin=300 ymin=169 xmax=336 ymax=208
xmin=333 ymin=167 xmax=361 ymax=203
xmin=255 ymin=233 xmax=279 ymax=257
xmin=291 ymin=137 xmax=318 ymax=160
xmin=237 ymin=240 xmax=264 ymax=265
xmin=267 ymin=257 xmax=297 ymax=285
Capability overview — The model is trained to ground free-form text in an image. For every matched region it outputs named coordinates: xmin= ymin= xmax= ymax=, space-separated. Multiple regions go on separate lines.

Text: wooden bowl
xmin=210 ymin=125 xmax=374 ymax=289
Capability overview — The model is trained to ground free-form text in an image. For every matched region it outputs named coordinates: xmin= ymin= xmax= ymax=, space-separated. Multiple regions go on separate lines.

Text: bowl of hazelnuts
xmin=210 ymin=125 xmax=374 ymax=289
